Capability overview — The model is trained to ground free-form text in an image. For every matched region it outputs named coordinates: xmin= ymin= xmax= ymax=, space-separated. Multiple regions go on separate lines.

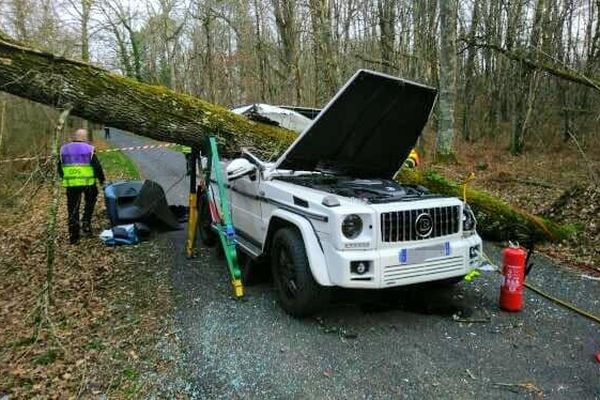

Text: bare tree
xmin=308 ymin=0 xmax=340 ymax=103
xmin=272 ymin=0 xmax=302 ymax=103
xmin=436 ymin=0 xmax=457 ymax=159
xmin=377 ymin=0 xmax=396 ymax=74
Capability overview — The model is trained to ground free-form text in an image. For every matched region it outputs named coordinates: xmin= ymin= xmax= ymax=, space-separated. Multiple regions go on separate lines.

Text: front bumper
xmin=323 ymin=234 xmax=483 ymax=289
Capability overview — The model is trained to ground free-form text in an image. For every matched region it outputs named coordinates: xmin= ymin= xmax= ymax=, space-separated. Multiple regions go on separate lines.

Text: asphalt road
xmin=110 ymin=130 xmax=600 ymax=399
xmin=107 ymin=129 xmax=188 ymax=206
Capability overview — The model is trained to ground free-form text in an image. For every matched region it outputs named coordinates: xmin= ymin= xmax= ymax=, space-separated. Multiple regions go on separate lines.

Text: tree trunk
xmin=0 ymin=32 xmax=296 ymax=157
xmin=397 ymin=169 xmax=575 ymax=242
xmin=272 ymin=0 xmax=302 ymax=104
xmin=308 ymin=0 xmax=340 ymax=103
xmin=80 ymin=0 xmax=92 ymax=63
xmin=436 ymin=0 xmax=457 ymax=160
xmin=0 ymin=33 xmax=574 ymax=243
xmin=511 ymin=0 xmax=547 ymax=155
xmin=461 ymin=0 xmax=480 ymax=141
xmin=377 ymin=0 xmax=396 ymax=74
xmin=253 ymin=0 xmax=269 ymax=101
xmin=202 ymin=10 xmax=216 ymax=103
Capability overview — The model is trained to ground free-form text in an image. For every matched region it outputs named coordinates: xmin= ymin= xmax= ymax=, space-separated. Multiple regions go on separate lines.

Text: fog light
xmin=351 ymin=261 xmax=370 ymax=275
xmin=469 ymin=245 xmax=480 ymax=259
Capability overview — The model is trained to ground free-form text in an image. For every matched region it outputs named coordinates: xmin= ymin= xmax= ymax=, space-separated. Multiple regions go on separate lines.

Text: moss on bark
xmin=397 ymin=168 xmax=577 ymax=242
xmin=0 ymin=34 xmax=575 ymax=243
xmin=0 ymin=34 xmax=296 ymax=158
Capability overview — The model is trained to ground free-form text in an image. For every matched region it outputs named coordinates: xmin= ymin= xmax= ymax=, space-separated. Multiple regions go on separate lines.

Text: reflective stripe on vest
xmin=62 ymin=164 xmax=96 ymax=187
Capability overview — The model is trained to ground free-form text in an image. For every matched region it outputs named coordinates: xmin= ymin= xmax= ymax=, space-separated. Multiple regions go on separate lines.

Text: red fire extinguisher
xmin=499 ymin=244 xmax=527 ymax=312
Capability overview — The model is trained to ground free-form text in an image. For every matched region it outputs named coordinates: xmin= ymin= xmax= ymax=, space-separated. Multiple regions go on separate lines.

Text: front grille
xmin=380 ymin=206 xmax=460 ymax=242
xmin=383 ymin=256 xmax=464 ymax=285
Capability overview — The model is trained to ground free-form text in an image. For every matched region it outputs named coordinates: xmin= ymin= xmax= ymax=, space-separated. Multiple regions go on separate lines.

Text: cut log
xmin=0 ymin=33 xmax=575 ymax=243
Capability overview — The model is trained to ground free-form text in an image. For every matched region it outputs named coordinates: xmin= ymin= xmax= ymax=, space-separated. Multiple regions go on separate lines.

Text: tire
xmin=198 ymin=195 xmax=217 ymax=247
xmin=270 ymin=227 xmax=330 ymax=317
xmin=238 ymin=250 xmax=257 ymax=286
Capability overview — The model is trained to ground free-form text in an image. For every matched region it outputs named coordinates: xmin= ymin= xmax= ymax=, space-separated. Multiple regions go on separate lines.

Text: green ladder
xmin=199 ymin=136 xmax=244 ymax=298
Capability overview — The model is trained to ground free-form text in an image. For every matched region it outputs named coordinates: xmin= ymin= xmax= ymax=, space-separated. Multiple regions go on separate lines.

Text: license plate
xmin=399 ymin=242 xmax=451 ymax=264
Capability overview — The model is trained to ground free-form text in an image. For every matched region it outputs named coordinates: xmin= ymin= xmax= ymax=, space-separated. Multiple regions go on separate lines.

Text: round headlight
xmin=462 ymin=205 xmax=476 ymax=231
xmin=342 ymin=214 xmax=363 ymax=239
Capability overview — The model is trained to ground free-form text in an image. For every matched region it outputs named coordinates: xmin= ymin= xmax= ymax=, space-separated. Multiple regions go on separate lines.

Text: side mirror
xmin=226 ymin=158 xmax=256 ymax=181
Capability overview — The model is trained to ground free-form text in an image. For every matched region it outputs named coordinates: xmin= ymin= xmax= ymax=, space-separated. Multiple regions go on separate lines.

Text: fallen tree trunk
xmin=0 ymin=32 xmax=296 ymax=157
xmin=398 ymin=169 xmax=576 ymax=242
xmin=0 ymin=33 xmax=574 ymax=242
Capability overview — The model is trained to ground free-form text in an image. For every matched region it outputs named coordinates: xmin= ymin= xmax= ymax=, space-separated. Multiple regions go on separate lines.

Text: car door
xmin=229 ymin=168 xmax=263 ymax=244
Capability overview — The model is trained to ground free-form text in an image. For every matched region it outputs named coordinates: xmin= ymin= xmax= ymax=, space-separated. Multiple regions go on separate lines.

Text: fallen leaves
xmin=0 ymin=184 xmax=173 ymax=398
xmin=427 ymin=136 xmax=599 ymax=270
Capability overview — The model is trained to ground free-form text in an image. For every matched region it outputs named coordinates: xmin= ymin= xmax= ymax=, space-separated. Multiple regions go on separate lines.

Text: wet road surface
xmin=112 ymin=130 xmax=600 ymax=399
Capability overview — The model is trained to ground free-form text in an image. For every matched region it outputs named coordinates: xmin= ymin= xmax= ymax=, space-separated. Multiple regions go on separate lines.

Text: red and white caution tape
xmin=99 ymin=143 xmax=178 ymax=153
xmin=0 ymin=142 xmax=179 ymax=163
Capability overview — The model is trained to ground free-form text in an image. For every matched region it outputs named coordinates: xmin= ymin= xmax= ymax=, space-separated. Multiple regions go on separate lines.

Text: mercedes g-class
xmin=206 ymin=70 xmax=482 ymax=316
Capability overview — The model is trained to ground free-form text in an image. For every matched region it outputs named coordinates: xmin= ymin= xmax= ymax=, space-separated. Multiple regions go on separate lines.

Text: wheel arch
xmin=264 ymin=209 xmax=333 ymax=286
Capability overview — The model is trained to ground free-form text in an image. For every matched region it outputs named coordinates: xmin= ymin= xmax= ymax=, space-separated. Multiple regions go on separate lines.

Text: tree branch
xmin=465 ymin=41 xmax=600 ymax=92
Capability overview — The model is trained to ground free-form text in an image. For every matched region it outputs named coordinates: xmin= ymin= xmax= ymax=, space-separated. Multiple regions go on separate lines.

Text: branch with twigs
xmin=30 ymin=106 xmax=72 ymax=348
xmin=462 ymin=40 xmax=600 ymax=92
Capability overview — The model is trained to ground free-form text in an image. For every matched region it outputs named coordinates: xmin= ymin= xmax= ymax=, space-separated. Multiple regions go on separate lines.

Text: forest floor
xmin=0 ymin=139 xmax=181 ymax=398
xmin=422 ymin=135 xmax=600 ymax=270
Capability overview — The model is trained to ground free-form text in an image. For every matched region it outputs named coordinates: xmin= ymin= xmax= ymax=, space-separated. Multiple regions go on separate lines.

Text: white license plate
xmin=399 ymin=242 xmax=451 ymax=264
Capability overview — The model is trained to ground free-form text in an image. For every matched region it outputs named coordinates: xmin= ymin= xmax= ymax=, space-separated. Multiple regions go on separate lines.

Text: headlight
xmin=342 ymin=214 xmax=363 ymax=239
xmin=462 ymin=205 xmax=476 ymax=232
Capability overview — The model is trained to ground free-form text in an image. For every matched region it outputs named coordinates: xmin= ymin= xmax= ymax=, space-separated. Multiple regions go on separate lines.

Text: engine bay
xmin=276 ymin=174 xmax=436 ymax=203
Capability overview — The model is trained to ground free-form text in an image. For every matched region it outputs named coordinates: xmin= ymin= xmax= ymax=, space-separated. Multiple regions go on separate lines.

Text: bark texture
xmin=397 ymin=169 xmax=576 ymax=242
xmin=0 ymin=32 xmax=296 ymax=158
xmin=0 ymin=33 xmax=574 ymax=243
xmin=436 ymin=0 xmax=457 ymax=159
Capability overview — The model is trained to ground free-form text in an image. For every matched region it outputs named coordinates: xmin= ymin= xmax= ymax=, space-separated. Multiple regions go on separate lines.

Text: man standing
xmin=58 ymin=129 xmax=106 ymax=244
xmin=104 ymin=126 xmax=111 ymax=139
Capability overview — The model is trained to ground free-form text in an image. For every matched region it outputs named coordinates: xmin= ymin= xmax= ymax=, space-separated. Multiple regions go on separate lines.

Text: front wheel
xmin=270 ymin=227 xmax=330 ymax=317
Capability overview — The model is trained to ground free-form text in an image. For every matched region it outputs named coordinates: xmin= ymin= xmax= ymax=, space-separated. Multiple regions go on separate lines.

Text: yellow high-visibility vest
xmin=62 ymin=164 xmax=96 ymax=187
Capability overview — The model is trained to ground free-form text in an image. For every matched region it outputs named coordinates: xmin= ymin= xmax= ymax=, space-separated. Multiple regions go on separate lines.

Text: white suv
xmin=206 ymin=70 xmax=482 ymax=316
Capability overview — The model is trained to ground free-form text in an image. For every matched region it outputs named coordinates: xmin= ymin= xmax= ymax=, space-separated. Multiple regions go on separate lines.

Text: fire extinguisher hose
xmin=522 ymin=282 xmax=600 ymax=325
xmin=481 ymin=251 xmax=600 ymax=325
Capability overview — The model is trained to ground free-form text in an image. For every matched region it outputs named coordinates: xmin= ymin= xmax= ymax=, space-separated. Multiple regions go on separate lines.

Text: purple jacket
xmin=60 ymin=142 xmax=94 ymax=165
xmin=58 ymin=141 xmax=105 ymax=185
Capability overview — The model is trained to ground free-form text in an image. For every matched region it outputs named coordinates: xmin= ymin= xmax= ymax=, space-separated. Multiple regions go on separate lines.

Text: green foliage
xmin=97 ymin=150 xmax=140 ymax=181
xmin=85 ymin=339 xmax=105 ymax=351
xmin=34 ymin=349 xmax=59 ymax=366
xmin=122 ymin=368 xmax=139 ymax=381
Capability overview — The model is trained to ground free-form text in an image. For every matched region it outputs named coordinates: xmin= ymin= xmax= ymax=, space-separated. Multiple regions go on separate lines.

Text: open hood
xmin=274 ymin=70 xmax=437 ymax=178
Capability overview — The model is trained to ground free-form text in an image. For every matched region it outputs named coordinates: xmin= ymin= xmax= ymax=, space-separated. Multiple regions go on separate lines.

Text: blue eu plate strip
xmin=399 ymin=248 xmax=408 ymax=264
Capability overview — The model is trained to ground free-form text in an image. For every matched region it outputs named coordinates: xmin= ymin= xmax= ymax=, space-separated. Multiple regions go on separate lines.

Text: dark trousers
xmin=66 ymin=185 xmax=98 ymax=243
